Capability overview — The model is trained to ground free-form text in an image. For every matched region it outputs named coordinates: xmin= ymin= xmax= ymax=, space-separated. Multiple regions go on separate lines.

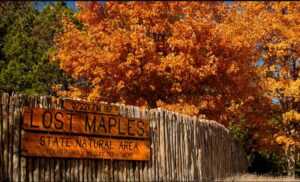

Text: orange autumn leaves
xmin=256 ymin=3 xmax=300 ymax=149
xmin=54 ymin=1 xmax=299 ymax=140
xmin=54 ymin=2 xmax=261 ymax=126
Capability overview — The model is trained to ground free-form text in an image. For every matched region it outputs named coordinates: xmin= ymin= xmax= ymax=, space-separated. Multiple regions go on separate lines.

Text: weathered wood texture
xmin=0 ymin=93 xmax=247 ymax=181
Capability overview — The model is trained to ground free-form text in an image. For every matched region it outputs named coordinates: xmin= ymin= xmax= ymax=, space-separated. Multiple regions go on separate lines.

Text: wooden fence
xmin=0 ymin=93 xmax=247 ymax=182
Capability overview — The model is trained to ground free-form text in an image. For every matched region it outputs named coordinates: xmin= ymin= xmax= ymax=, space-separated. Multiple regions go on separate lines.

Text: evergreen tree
xmin=0 ymin=1 xmax=72 ymax=95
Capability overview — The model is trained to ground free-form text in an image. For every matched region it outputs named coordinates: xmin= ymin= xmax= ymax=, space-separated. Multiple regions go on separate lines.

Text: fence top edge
xmin=1 ymin=92 xmax=229 ymax=131
xmin=149 ymin=107 xmax=228 ymax=131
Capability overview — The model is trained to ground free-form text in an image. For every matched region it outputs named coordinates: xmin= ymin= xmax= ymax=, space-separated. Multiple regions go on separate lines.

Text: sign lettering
xmin=22 ymin=132 xmax=150 ymax=160
xmin=23 ymin=107 xmax=149 ymax=138
xmin=62 ymin=99 xmax=120 ymax=115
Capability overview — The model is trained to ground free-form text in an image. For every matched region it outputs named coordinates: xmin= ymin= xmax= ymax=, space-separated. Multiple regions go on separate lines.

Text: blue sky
xmin=35 ymin=1 xmax=77 ymax=11
xmin=35 ymin=1 xmax=106 ymax=11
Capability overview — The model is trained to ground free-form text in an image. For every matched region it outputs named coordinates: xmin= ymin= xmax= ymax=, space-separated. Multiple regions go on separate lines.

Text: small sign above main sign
xmin=21 ymin=103 xmax=150 ymax=161
xmin=62 ymin=99 xmax=120 ymax=115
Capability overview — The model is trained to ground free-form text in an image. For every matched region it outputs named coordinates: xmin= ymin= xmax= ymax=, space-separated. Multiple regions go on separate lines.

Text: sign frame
xmin=20 ymin=102 xmax=150 ymax=161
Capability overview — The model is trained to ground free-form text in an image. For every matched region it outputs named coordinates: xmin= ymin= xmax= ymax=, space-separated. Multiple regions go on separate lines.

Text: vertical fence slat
xmin=2 ymin=94 xmax=9 ymax=181
xmin=170 ymin=112 xmax=173 ymax=181
xmin=0 ymin=94 xmax=5 ymax=180
xmin=8 ymin=94 xmax=13 ymax=182
xmin=180 ymin=115 xmax=183 ymax=181
xmin=158 ymin=109 xmax=164 ymax=181
xmin=20 ymin=156 xmax=26 ymax=182
xmin=27 ymin=158 xmax=32 ymax=182
xmin=165 ymin=112 xmax=170 ymax=181
xmin=70 ymin=159 xmax=74 ymax=182
xmin=153 ymin=110 xmax=159 ymax=182
xmin=188 ymin=118 xmax=193 ymax=181
xmin=105 ymin=159 xmax=111 ymax=181
xmin=11 ymin=94 xmax=19 ymax=182
xmin=38 ymin=159 xmax=43 ymax=182
xmin=173 ymin=113 xmax=177 ymax=181
xmin=49 ymin=158 xmax=54 ymax=182
xmin=96 ymin=160 xmax=101 ymax=182
xmin=53 ymin=159 xmax=59 ymax=182
xmin=0 ymin=94 xmax=2 ymax=180
xmin=151 ymin=111 xmax=156 ymax=182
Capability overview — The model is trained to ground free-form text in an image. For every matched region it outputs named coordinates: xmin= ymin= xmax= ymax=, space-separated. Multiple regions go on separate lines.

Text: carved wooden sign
xmin=21 ymin=100 xmax=150 ymax=161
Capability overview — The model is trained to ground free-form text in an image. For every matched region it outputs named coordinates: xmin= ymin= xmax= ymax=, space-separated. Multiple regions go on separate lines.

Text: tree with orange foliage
xmin=259 ymin=2 xmax=300 ymax=176
xmin=54 ymin=1 xmax=267 ymax=128
xmin=226 ymin=2 xmax=300 ymax=176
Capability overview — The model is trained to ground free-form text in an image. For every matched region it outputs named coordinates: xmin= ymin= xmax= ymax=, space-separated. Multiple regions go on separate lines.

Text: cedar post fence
xmin=0 ymin=93 xmax=247 ymax=182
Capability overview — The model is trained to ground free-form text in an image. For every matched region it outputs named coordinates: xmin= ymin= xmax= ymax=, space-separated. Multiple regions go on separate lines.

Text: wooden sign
xmin=62 ymin=99 xmax=120 ymax=115
xmin=21 ymin=104 xmax=150 ymax=161
xmin=21 ymin=132 xmax=150 ymax=160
